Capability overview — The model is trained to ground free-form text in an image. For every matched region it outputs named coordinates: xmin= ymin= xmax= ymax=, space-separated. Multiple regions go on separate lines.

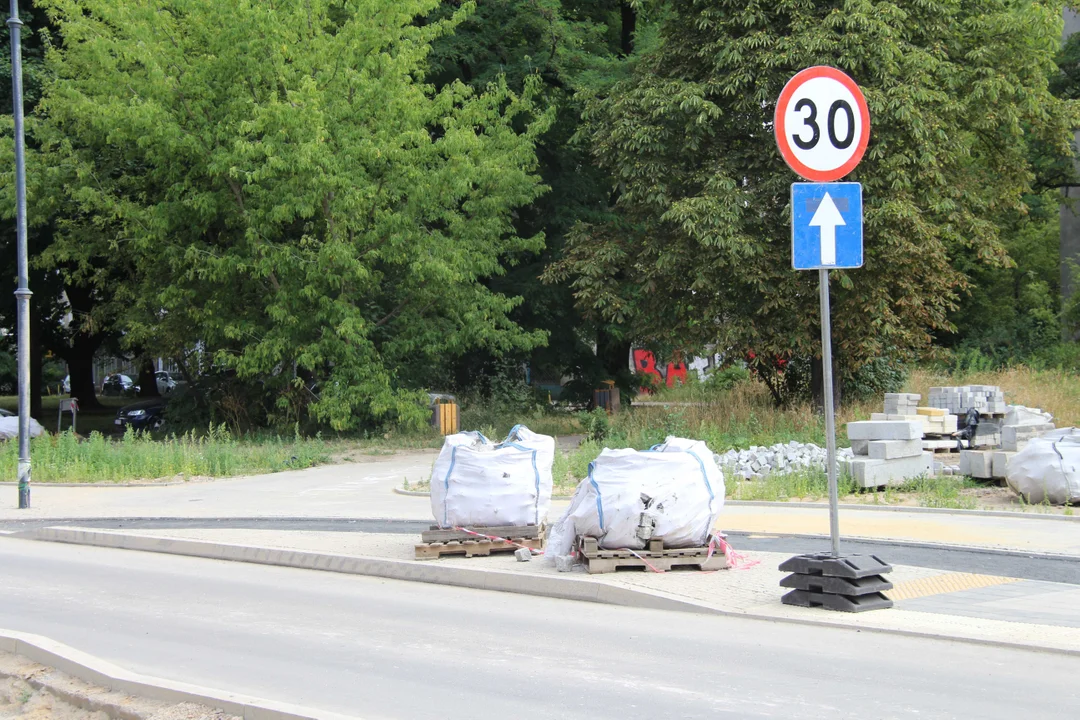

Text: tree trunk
xmin=811 ymin=354 xmax=842 ymax=414
xmin=137 ymin=358 xmax=160 ymax=398
xmin=620 ymin=2 xmax=637 ymax=56
xmin=597 ymin=328 xmax=631 ymax=379
xmin=66 ymin=335 xmax=103 ymax=410
xmin=59 ymin=281 xmax=107 ymax=410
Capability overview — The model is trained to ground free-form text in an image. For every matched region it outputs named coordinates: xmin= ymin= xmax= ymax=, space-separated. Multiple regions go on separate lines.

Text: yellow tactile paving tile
xmin=888 ymin=572 xmax=1021 ymax=601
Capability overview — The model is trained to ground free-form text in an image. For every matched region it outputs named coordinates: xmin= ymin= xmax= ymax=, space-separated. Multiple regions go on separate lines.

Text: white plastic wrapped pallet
xmin=430 ymin=425 xmax=555 ymax=528
xmin=546 ymin=436 xmax=725 ymax=556
xmin=1006 ymin=428 xmax=1080 ymax=505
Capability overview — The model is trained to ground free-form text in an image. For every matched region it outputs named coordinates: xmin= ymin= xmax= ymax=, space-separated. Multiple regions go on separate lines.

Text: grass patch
xmin=0 ymin=426 xmax=333 ymax=483
xmin=727 ymin=467 xmax=857 ymax=502
xmin=457 ymin=405 xmax=584 ymax=441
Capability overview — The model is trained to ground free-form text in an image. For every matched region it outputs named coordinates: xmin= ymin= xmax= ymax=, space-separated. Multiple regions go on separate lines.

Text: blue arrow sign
xmin=791 ymin=182 xmax=863 ymax=270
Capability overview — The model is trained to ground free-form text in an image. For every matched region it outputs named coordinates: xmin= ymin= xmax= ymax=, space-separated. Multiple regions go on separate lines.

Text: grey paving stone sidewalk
xmin=901 ymin=580 xmax=1080 ymax=628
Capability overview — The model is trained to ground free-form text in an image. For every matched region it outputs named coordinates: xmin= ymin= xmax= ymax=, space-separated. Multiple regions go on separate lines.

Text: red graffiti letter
xmin=666 ymin=362 xmax=688 ymax=387
xmin=632 ymin=349 xmax=663 ymax=393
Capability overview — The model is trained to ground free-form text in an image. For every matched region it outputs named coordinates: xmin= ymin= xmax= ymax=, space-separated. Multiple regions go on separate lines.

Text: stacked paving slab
xmin=928 ymin=385 xmax=1007 ymax=415
xmin=883 ymin=393 xmax=919 ymax=415
xmin=844 ymin=420 xmax=932 ymax=488
xmin=927 ymin=385 xmax=1007 ymax=449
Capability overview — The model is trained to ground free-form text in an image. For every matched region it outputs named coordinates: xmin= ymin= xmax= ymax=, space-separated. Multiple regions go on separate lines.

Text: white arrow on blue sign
xmin=791 ymin=182 xmax=863 ymax=270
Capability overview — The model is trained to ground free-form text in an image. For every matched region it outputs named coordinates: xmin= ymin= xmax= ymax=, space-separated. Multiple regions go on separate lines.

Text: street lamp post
xmin=7 ymin=0 xmax=31 ymax=509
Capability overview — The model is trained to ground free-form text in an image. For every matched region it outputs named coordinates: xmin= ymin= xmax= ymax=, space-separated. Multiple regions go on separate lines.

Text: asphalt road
xmin=2 ymin=537 xmax=1079 ymax=719
xmin=4 ymin=515 xmax=1078 ymax=584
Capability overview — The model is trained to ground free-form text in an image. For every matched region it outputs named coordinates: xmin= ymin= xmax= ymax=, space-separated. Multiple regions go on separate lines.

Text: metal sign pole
xmin=8 ymin=0 xmax=32 ymax=509
xmin=818 ymin=268 xmax=840 ymax=556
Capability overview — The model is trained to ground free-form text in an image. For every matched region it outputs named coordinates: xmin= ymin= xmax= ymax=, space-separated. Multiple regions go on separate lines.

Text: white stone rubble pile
xmin=716 ymin=441 xmax=854 ymax=480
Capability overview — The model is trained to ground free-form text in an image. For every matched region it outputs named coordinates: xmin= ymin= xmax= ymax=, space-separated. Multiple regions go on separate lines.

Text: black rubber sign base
xmin=779 ymin=552 xmax=894 ymax=613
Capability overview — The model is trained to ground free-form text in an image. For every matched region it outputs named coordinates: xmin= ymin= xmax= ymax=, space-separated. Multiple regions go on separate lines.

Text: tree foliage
xmin=547 ymin=0 xmax=1079 ymax=401
xmin=28 ymin=0 xmax=553 ymax=429
xmin=423 ymin=0 xmax=648 ymax=397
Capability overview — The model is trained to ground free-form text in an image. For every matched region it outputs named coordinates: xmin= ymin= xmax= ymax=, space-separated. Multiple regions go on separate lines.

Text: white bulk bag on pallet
xmin=546 ymin=437 xmax=725 ymax=556
xmin=430 ymin=425 xmax=555 ymax=528
xmin=1006 ymin=428 xmax=1080 ymax=505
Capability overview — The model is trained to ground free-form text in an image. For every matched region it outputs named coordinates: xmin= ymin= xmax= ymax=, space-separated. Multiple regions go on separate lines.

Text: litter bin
xmin=428 ymin=393 xmax=459 ymax=436
xmin=593 ymin=380 xmax=621 ymax=414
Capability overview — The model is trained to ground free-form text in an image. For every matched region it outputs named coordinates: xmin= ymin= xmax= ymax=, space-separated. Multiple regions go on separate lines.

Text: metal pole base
xmin=18 ymin=483 xmax=29 ymax=509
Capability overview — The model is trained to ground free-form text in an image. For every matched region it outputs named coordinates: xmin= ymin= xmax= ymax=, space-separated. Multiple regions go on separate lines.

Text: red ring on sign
xmin=774 ymin=66 xmax=870 ymax=182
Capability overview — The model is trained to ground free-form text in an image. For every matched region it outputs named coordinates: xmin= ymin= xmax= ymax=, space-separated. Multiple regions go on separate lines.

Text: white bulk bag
xmin=430 ymin=425 xmax=555 ymax=528
xmin=1006 ymin=428 xmax=1080 ymax=505
xmin=0 ymin=416 xmax=45 ymax=442
xmin=547 ymin=436 xmax=725 ymax=556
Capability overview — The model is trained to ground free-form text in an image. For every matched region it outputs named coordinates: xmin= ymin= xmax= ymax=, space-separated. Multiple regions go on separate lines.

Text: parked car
xmin=115 ymin=397 xmax=167 ymax=432
xmin=101 ymin=374 xmax=136 ymax=396
xmin=155 ymin=371 xmax=178 ymax=394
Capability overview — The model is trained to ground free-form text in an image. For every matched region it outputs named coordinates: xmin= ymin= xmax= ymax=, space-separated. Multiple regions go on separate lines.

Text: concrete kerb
xmin=0 ymin=628 xmax=354 ymax=720
xmin=391 ymin=487 xmax=430 ymax=497
xmin=729 ymin=529 xmax=1080 ymax=563
xmin=18 ymin=527 xmax=713 ymax=614
xmin=13 ymin=527 xmax=1080 ymax=659
xmin=0 ymin=481 xmax=188 ymax=488
xmin=391 ymin=488 xmax=1080 ymax=523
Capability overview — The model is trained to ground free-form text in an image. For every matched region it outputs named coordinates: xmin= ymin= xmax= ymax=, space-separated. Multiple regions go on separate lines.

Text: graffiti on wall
xmin=631 ymin=349 xmax=723 ymax=392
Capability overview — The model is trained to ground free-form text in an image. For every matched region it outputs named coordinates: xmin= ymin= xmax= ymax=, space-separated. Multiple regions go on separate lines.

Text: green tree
xmin=30 ymin=0 xmax=552 ymax=429
xmin=546 ymin=0 xmax=1079 ymax=403
xmin=424 ymin=0 xmax=653 ymax=400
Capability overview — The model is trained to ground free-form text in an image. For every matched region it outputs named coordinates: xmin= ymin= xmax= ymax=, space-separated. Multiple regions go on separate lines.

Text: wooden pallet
xmin=421 ymin=524 xmax=542 ymax=544
xmin=576 ymin=536 xmax=728 ymax=574
xmin=415 ymin=534 xmax=544 ymax=560
xmin=923 ymin=441 xmax=963 ymax=453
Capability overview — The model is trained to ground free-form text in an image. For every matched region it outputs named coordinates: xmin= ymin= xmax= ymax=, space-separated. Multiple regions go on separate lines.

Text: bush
xmin=582 ymin=407 xmax=610 ymax=441
xmin=842 ymin=356 xmax=908 ymax=402
xmin=705 ymin=364 xmax=751 ymax=392
xmin=0 ymin=351 xmax=14 ymax=395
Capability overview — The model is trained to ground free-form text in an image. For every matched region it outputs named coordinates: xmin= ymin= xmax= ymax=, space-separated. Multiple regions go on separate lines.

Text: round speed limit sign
xmin=775 ymin=66 xmax=870 ymax=182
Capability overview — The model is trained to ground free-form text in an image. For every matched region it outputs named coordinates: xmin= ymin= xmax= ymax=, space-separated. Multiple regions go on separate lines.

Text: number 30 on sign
xmin=774 ymin=66 xmax=870 ymax=182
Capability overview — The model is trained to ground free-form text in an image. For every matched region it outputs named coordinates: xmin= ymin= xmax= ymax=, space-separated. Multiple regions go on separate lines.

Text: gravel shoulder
xmin=0 ymin=653 xmax=237 ymax=720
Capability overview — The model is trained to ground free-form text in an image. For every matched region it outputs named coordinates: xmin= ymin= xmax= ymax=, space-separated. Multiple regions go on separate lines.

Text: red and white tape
xmin=709 ymin=533 xmax=759 ymax=570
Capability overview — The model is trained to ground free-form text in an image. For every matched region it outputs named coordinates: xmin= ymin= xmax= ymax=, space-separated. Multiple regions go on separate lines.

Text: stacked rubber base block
xmin=415 ymin=525 xmax=544 ymax=559
xmin=779 ymin=552 xmax=894 ymax=612
xmin=845 ymin=421 xmax=933 ymax=488
xmin=575 ymin=536 xmax=729 ymax=574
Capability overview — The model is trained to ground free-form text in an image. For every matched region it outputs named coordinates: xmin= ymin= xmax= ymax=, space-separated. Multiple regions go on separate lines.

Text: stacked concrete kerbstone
xmin=844 ymin=421 xmax=933 ymax=488
xmin=716 ymin=441 xmax=855 ymax=481
xmin=927 ymin=385 xmax=1007 ymax=415
xmin=1001 ymin=423 xmax=1056 ymax=452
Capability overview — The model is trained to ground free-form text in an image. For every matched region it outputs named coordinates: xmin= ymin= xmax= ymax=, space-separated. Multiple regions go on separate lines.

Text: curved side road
xmin=0 ymin=629 xmax=351 ymax=720
xmin=14 ymin=526 xmax=1080 ymax=657
xmin=4 ymin=538 xmax=1080 ymax=720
